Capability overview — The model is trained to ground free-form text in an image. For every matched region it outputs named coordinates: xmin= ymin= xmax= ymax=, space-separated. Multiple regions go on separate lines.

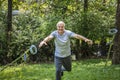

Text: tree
xmin=7 ymin=0 xmax=12 ymax=39
xmin=84 ymin=0 xmax=88 ymax=12
xmin=6 ymin=0 xmax=12 ymax=63
xmin=112 ymin=0 xmax=120 ymax=64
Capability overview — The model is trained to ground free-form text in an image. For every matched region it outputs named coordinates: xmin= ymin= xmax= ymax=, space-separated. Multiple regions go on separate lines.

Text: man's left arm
xmin=73 ymin=34 xmax=93 ymax=45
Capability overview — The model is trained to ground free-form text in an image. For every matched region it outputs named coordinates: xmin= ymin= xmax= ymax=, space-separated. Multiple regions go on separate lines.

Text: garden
xmin=0 ymin=0 xmax=120 ymax=80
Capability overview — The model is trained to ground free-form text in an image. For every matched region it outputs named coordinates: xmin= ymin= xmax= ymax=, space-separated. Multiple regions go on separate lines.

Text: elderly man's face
xmin=57 ymin=23 xmax=65 ymax=34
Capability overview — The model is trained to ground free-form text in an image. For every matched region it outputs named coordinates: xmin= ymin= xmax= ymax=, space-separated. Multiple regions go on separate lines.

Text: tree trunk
xmin=6 ymin=0 xmax=12 ymax=53
xmin=103 ymin=0 xmax=106 ymax=6
xmin=84 ymin=0 xmax=88 ymax=12
xmin=112 ymin=0 xmax=120 ymax=64
xmin=7 ymin=0 xmax=12 ymax=31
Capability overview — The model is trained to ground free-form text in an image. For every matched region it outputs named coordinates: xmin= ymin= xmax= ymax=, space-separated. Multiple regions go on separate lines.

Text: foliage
xmin=0 ymin=59 xmax=120 ymax=80
xmin=0 ymin=3 xmax=8 ymax=64
xmin=0 ymin=0 xmax=117 ymax=64
xmin=10 ymin=12 xmax=45 ymax=61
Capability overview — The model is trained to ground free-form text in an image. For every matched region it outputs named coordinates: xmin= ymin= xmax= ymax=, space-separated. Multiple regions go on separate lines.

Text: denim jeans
xmin=54 ymin=56 xmax=71 ymax=80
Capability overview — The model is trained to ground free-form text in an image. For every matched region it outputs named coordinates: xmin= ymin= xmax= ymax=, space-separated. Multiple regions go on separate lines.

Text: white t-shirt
xmin=50 ymin=30 xmax=75 ymax=58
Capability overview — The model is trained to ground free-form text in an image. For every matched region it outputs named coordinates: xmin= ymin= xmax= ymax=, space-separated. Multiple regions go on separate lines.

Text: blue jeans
xmin=54 ymin=56 xmax=71 ymax=80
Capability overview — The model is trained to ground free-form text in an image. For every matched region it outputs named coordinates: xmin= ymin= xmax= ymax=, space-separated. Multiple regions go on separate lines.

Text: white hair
xmin=56 ymin=21 xmax=65 ymax=27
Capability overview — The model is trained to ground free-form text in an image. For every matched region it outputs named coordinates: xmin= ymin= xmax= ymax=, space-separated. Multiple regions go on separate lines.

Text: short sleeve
xmin=66 ymin=30 xmax=76 ymax=38
xmin=50 ymin=31 xmax=56 ymax=38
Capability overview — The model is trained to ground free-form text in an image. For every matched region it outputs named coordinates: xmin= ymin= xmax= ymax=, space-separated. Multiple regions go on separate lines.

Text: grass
xmin=0 ymin=59 xmax=120 ymax=80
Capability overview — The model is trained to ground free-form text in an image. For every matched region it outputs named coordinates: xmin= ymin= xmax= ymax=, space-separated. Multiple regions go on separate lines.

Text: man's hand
xmin=39 ymin=41 xmax=47 ymax=48
xmin=85 ymin=39 xmax=93 ymax=45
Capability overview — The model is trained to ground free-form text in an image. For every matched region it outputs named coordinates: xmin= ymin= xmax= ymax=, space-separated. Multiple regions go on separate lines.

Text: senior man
xmin=39 ymin=21 xmax=93 ymax=80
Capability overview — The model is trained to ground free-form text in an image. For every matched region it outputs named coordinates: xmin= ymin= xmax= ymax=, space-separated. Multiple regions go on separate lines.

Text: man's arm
xmin=39 ymin=35 xmax=54 ymax=48
xmin=73 ymin=34 xmax=93 ymax=45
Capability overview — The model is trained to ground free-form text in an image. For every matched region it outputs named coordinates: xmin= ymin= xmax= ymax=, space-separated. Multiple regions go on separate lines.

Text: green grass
xmin=0 ymin=59 xmax=120 ymax=80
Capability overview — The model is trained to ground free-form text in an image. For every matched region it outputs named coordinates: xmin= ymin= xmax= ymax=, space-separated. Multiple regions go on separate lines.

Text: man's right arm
xmin=39 ymin=35 xmax=54 ymax=48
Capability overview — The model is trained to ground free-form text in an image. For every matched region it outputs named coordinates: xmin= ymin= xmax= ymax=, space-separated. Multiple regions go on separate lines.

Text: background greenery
xmin=0 ymin=0 xmax=117 ymax=64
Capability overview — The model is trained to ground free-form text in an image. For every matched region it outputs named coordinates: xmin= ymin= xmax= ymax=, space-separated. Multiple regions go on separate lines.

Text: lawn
xmin=0 ymin=59 xmax=120 ymax=80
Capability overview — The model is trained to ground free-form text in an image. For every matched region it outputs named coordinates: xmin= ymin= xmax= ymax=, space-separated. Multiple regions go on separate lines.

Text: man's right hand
xmin=39 ymin=41 xmax=47 ymax=48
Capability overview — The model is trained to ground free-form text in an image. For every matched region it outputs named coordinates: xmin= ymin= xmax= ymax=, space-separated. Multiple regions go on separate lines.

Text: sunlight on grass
xmin=0 ymin=59 xmax=120 ymax=80
xmin=63 ymin=59 xmax=120 ymax=80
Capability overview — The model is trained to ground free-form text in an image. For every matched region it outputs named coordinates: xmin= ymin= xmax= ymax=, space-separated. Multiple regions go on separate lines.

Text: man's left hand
xmin=85 ymin=39 xmax=93 ymax=45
